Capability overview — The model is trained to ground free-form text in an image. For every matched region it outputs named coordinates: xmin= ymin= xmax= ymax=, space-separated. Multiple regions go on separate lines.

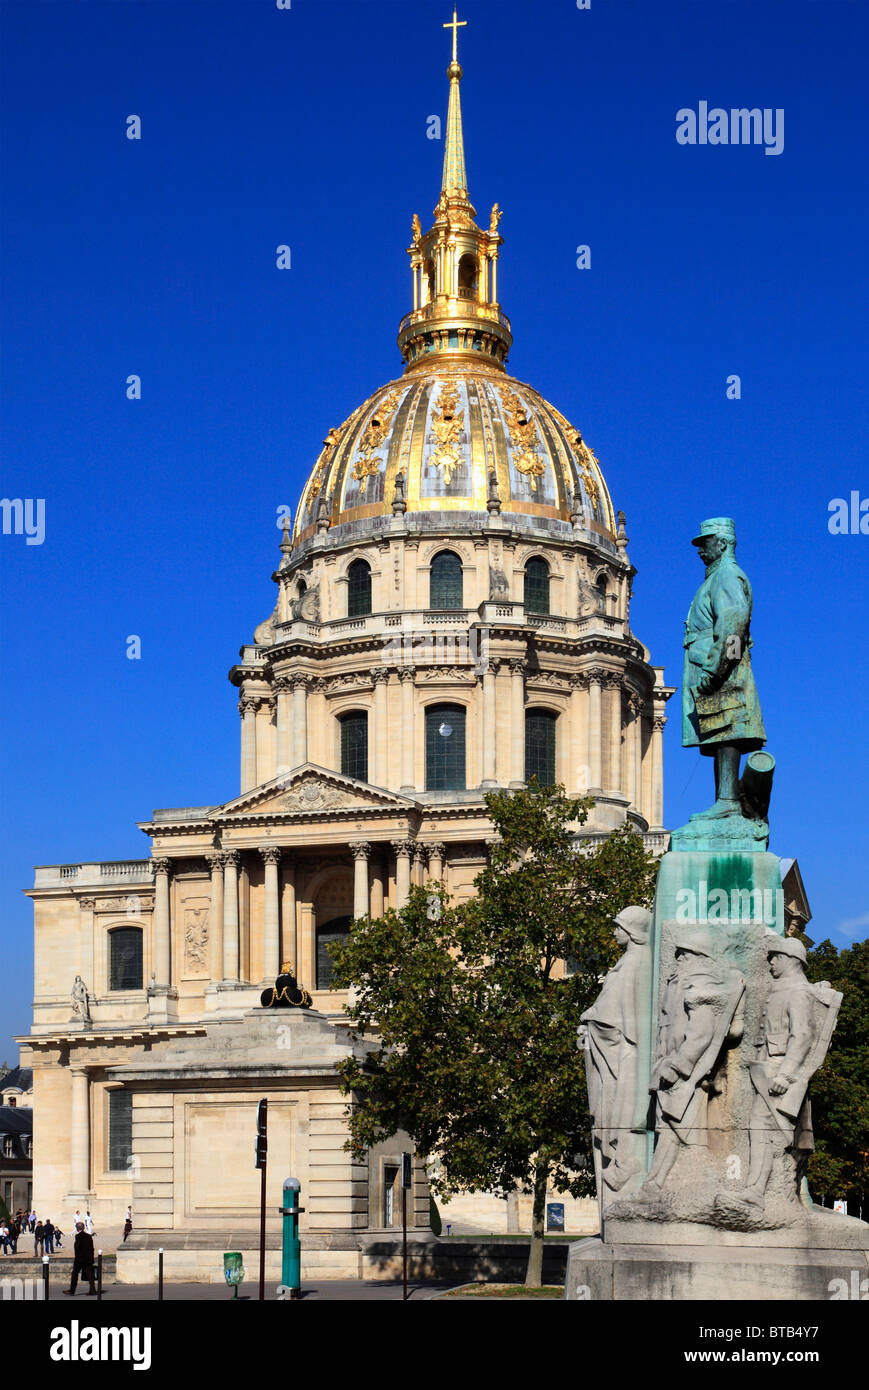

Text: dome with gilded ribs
xmin=291 ymin=367 xmax=615 ymax=548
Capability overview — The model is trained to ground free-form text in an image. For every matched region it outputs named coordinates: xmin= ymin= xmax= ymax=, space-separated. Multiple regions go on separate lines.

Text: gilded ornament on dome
xmin=499 ymin=386 xmax=545 ymax=483
xmin=489 ymin=202 xmax=502 ymax=234
xmin=308 ymin=415 xmax=354 ymax=499
xmin=352 ymin=388 xmax=403 ymax=489
xmin=411 ymin=213 xmax=422 ymax=245
xmin=548 ymin=404 xmax=600 ymax=505
xmin=429 ymin=382 xmax=466 ymax=485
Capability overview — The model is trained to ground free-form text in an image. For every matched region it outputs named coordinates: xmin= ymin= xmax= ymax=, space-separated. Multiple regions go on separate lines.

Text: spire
xmin=441 ymin=9 xmax=468 ymax=198
xmin=397 ymin=11 xmax=512 ymax=373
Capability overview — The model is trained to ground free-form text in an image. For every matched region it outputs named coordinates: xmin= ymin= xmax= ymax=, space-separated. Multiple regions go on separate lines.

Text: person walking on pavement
xmin=43 ymin=1219 xmax=55 ymax=1254
xmin=84 ymin=1210 xmax=94 ymax=1236
xmin=29 ymin=1209 xmax=36 ymax=1232
xmin=122 ymin=1205 xmax=133 ymax=1243
xmin=63 ymin=1222 xmax=97 ymax=1297
xmin=0 ymin=1222 xmax=10 ymax=1255
xmin=33 ymin=1219 xmax=44 ymax=1255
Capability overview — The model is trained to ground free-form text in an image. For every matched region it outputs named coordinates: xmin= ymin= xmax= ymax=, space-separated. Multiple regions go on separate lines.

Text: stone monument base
xmin=565 ymin=1236 xmax=869 ymax=1301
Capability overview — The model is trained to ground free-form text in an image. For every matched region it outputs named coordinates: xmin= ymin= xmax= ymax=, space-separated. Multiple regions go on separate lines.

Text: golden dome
xmin=291 ymin=14 xmax=617 ymax=555
xmin=292 ymin=365 xmax=616 ymax=547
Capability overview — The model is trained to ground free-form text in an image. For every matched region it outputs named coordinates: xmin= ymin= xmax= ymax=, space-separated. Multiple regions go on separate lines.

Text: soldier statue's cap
xmin=613 ymin=906 xmax=651 ymax=943
xmin=671 ymin=926 xmax=720 ymax=959
xmin=763 ymin=929 xmax=807 ymax=963
xmin=692 ymin=517 xmax=737 ymax=547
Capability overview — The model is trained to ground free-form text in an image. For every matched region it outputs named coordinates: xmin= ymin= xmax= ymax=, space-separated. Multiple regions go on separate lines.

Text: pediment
xmin=218 ymin=764 xmax=417 ymax=820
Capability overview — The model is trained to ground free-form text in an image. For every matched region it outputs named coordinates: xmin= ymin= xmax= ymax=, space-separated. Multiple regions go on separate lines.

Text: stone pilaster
xmin=68 ymin=1066 xmax=91 ymax=1196
xmin=152 ymin=857 xmax=172 ymax=989
xmin=259 ymin=846 xmax=282 ymax=983
xmin=239 ymin=696 xmax=258 ymax=794
xmin=482 ymin=659 xmax=498 ymax=786
xmin=372 ymin=668 xmax=389 ymax=788
xmin=292 ymin=677 xmax=309 ymax=766
xmin=509 ymin=659 xmax=526 ymax=787
xmin=222 ymin=850 xmax=240 ymax=982
xmin=398 ymin=667 xmax=416 ymax=792
xmin=349 ymin=841 xmax=371 ymax=920
xmin=205 ymin=852 xmax=224 ymax=985
xmin=275 ymin=677 xmax=293 ymax=775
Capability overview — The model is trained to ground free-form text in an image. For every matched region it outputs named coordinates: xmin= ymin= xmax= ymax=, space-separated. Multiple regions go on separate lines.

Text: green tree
xmin=331 ymin=782 xmax=659 ymax=1286
xmin=804 ymin=937 xmax=869 ymax=1210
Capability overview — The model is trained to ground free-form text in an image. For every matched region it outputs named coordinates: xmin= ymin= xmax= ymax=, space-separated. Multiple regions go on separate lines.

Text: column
xmin=399 ymin=667 xmax=415 ymax=791
xmin=606 ymin=677 xmax=623 ymax=795
xmin=256 ymin=698 xmax=274 ymax=786
xmin=205 ymin=853 xmax=224 ymax=984
xmin=412 ymin=845 xmax=427 ymax=887
xmin=298 ymin=903 xmax=316 ymax=992
xmin=509 ymin=659 xmax=525 ymax=786
xmin=369 ymin=851 xmax=385 ymax=918
xmin=282 ymin=854 xmax=296 ymax=968
xmin=392 ymin=839 xmax=413 ymax=909
xmin=482 ymin=659 xmax=497 ymax=786
xmin=293 ymin=677 xmax=308 ymax=766
xmin=491 ymin=252 xmax=498 ymax=304
xmin=239 ymin=696 xmax=258 ymax=794
xmin=427 ymin=842 xmax=445 ymax=881
xmin=260 ymin=847 xmax=282 ymax=983
xmin=634 ymin=705 xmax=643 ymax=814
xmin=373 ymin=670 xmax=389 ymax=787
xmin=350 ymin=841 xmax=370 ymax=920
xmin=587 ymin=671 xmax=603 ymax=791
xmin=222 ymin=850 xmax=240 ymax=982
xmin=651 ymin=715 xmax=665 ymax=828
xmin=569 ymin=674 xmax=587 ymax=793
xmin=626 ymin=698 xmax=639 ymax=810
xmin=276 ymin=678 xmax=293 ymax=774
xmin=152 ymin=857 xmax=171 ymax=988
xmin=69 ymin=1066 xmax=90 ymax=1194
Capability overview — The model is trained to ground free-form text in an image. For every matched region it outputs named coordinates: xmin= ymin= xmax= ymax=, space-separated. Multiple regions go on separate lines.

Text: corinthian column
xmin=293 ymin=677 xmax=308 ymax=765
xmin=482 ymin=659 xmax=498 ymax=786
xmin=239 ymin=697 xmax=258 ymax=793
xmin=651 ymin=715 xmax=665 ymax=828
xmin=392 ymin=839 xmax=413 ymax=909
xmin=509 ymin=659 xmax=526 ymax=787
xmin=256 ymin=697 xmax=275 ymax=786
xmin=569 ymin=674 xmax=588 ymax=793
xmin=275 ymin=677 xmax=293 ymax=775
xmin=606 ymin=676 xmax=623 ymax=796
xmin=152 ymin=857 xmax=172 ymax=988
xmin=222 ymin=850 xmax=240 ymax=982
xmin=205 ymin=853 xmax=224 ymax=984
xmin=587 ymin=671 xmax=603 ymax=791
xmin=69 ymin=1066 xmax=90 ymax=1194
xmin=350 ymin=841 xmax=370 ymax=920
xmin=426 ymin=842 xmax=445 ymax=881
xmin=398 ymin=667 xmax=415 ymax=792
xmin=373 ymin=669 xmax=389 ymax=787
xmin=260 ymin=846 xmax=282 ymax=983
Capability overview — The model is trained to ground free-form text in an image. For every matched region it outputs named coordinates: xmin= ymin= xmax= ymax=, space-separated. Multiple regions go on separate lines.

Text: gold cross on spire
xmin=443 ymin=8 xmax=467 ymax=63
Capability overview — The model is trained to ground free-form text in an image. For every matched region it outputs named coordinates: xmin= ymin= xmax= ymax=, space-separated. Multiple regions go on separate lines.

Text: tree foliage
xmin=804 ymin=937 xmax=869 ymax=1206
xmin=330 ymin=783 xmax=660 ymax=1279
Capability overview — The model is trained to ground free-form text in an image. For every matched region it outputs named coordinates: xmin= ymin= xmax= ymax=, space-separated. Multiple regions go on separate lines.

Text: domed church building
xmin=20 ymin=23 xmax=673 ymax=1278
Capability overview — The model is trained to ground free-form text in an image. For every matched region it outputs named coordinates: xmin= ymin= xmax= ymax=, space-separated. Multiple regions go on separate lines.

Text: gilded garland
xmin=499 ymin=385 xmax=545 ymax=482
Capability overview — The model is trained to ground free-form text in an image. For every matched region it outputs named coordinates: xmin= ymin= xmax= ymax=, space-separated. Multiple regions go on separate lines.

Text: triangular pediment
xmin=218 ymin=764 xmax=418 ymax=819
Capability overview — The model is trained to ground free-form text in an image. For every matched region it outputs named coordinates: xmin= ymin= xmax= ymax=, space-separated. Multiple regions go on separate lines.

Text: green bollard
xmin=279 ymin=1177 xmax=304 ymax=1300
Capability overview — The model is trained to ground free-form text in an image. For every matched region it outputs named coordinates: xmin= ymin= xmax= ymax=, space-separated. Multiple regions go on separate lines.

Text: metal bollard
xmin=97 ymin=1250 xmax=103 ymax=1301
xmin=279 ymin=1177 xmax=305 ymax=1300
xmin=42 ymin=1254 xmax=49 ymax=1302
xmin=158 ymin=1247 xmax=164 ymax=1301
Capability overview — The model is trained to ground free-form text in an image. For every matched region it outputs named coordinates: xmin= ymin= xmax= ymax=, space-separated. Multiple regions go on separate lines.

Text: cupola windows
xmin=524 ymin=556 xmax=550 ymax=614
xmin=347 ymin=559 xmax=372 ymax=617
xmin=525 ymin=710 xmax=557 ymax=786
xmin=429 ymin=550 xmax=463 ymax=610
xmin=425 ymin=704 xmax=466 ymax=790
xmin=339 ymin=710 xmax=368 ymax=782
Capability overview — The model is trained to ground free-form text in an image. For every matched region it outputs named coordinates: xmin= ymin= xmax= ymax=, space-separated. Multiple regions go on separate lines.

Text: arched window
xmin=430 ymin=551 xmax=463 ymax=610
xmin=109 ymin=927 xmax=143 ymax=991
xmin=595 ymin=574 xmax=608 ymax=613
xmin=424 ymin=259 xmax=435 ymax=303
xmin=425 ymin=704 xmax=466 ymax=790
xmin=339 ymin=711 xmax=368 ymax=782
xmin=458 ymin=254 xmax=478 ymax=295
xmin=316 ymin=915 xmax=352 ymax=990
xmin=524 ymin=556 xmax=550 ymax=614
xmin=108 ymin=1090 xmax=133 ymax=1173
xmin=347 ymin=559 xmax=372 ymax=617
xmin=525 ymin=710 xmax=557 ymax=786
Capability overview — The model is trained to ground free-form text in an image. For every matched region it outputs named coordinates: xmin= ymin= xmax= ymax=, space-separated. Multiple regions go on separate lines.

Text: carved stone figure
xmin=642 ymin=929 xmax=745 ymax=1195
xmin=291 ymin=584 xmax=320 ymax=623
xmin=71 ymin=975 xmax=91 ymax=1024
xmin=579 ymin=907 xmax=652 ymax=1197
xmin=489 ymin=565 xmax=509 ymax=598
xmin=682 ymin=518 xmax=766 ymax=819
xmin=489 ymin=202 xmax=502 ymax=233
xmin=734 ymin=934 xmax=841 ymax=1211
xmin=411 ymin=213 xmax=422 ymax=245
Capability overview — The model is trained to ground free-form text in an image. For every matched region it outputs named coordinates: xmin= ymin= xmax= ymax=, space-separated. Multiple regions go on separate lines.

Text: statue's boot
xmin=689 ymin=797 xmax=741 ymax=822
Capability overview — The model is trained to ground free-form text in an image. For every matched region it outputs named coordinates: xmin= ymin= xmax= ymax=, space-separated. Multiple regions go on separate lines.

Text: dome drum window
xmin=426 ymin=704 xmax=466 ymax=791
xmin=524 ymin=556 xmax=551 ymax=615
xmin=429 ymin=550 xmax=463 ymax=610
xmin=347 ymin=559 xmax=372 ymax=617
xmin=525 ymin=710 xmax=557 ymax=786
xmin=340 ymin=711 xmax=368 ymax=782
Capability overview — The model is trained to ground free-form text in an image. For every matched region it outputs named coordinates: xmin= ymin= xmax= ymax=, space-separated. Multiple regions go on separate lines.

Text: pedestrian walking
xmin=33 ymin=1219 xmax=44 ymax=1256
xmin=29 ymin=1210 xmax=36 ymax=1232
xmin=84 ymin=1210 xmax=94 ymax=1236
xmin=8 ymin=1219 xmax=18 ymax=1253
xmin=0 ymin=1222 xmax=10 ymax=1255
xmin=44 ymin=1219 xmax=55 ymax=1254
xmin=54 ymin=1223 xmax=64 ymax=1250
xmin=62 ymin=1223 xmax=97 ymax=1297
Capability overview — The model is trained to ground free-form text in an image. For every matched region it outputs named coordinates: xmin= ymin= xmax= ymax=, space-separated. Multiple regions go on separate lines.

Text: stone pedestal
xmin=565 ymin=1236 xmax=869 ymax=1301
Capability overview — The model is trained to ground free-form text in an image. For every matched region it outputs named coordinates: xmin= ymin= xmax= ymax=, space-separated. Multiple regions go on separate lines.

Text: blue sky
xmin=1 ymin=0 xmax=868 ymax=1059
